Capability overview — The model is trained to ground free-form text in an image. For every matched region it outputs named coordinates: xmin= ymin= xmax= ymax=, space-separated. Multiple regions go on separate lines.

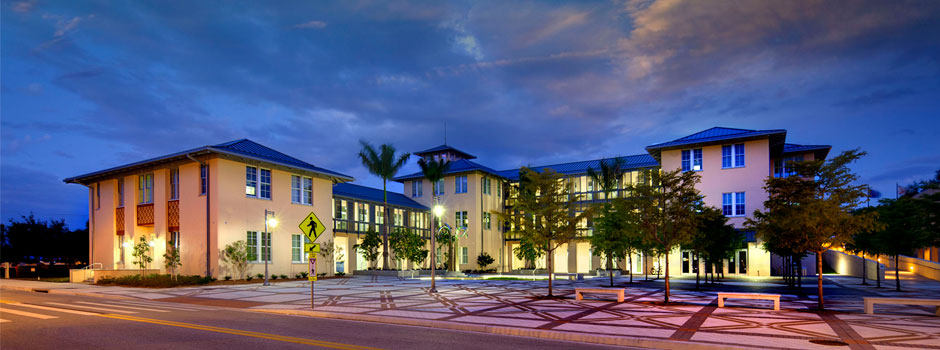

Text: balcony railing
xmin=116 ymin=207 xmax=125 ymax=235
xmin=137 ymin=203 xmax=154 ymax=226
xmin=167 ymin=200 xmax=179 ymax=231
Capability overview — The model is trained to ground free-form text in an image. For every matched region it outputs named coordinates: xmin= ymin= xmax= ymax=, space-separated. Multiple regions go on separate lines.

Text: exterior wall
xmin=89 ymin=181 xmax=115 ymax=269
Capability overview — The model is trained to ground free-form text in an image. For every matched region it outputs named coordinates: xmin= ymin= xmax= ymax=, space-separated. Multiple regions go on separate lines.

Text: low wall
xmin=79 ymin=269 xmax=161 ymax=283
xmin=882 ymin=254 xmax=940 ymax=281
xmin=823 ymin=250 xmax=884 ymax=281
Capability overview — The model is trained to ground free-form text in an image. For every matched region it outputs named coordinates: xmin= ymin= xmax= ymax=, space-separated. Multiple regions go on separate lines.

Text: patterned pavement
xmin=82 ymin=274 xmax=940 ymax=350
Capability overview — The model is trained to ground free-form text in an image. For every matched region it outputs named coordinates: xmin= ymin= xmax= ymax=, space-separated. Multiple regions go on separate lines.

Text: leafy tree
xmin=131 ymin=236 xmax=153 ymax=276
xmin=355 ymin=230 xmax=382 ymax=269
xmin=220 ymin=240 xmax=249 ymax=280
xmin=748 ymin=150 xmax=878 ymax=309
xmin=846 ymin=207 xmax=880 ymax=285
xmin=435 ymin=226 xmax=456 ymax=270
xmin=513 ymin=236 xmax=545 ymax=270
xmin=0 ymin=214 xmax=88 ymax=264
xmin=358 ymin=140 xmax=411 ymax=270
xmin=477 ymin=252 xmax=495 ymax=271
xmin=694 ymin=207 xmax=742 ymax=287
xmin=588 ymin=158 xmax=629 ymax=287
xmin=318 ymin=241 xmax=336 ymax=276
xmin=502 ymin=167 xmax=589 ymax=297
xmin=631 ymin=168 xmax=702 ymax=303
xmin=390 ymin=228 xmax=428 ymax=269
xmin=163 ymin=240 xmax=182 ymax=281
xmin=873 ymin=197 xmax=931 ymax=291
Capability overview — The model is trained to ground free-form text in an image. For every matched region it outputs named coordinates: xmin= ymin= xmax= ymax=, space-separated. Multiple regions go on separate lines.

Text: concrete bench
xmin=864 ymin=297 xmax=940 ymax=316
xmin=717 ymin=292 xmax=780 ymax=311
xmin=575 ymin=288 xmax=624 ymax=302
xmin=554 ymin=273 xmax=584 ymax=281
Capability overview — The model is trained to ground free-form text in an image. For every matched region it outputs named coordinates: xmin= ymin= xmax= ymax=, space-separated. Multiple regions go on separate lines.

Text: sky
xmin=2 ymin=0 xmax=939 ymax=229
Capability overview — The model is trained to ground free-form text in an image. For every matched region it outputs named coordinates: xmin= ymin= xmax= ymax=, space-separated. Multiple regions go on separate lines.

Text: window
xmin=455 ymin=175 xmax=468 ymax=193
xmin=356 ymin=202 xmax=370 ymax=232
xmin=394 ymin=208 xmax=404 ymax=226
xmin=497 ymin=181 xmax=502 ymax=198
xmin=455 ymin=211 xmax=468 ymax=228
xmin=170 ymin=169 xmax=179 ymax=200
xmin=291 ymin=234 xmax=312 ymax=263
xmin=246 ymin=167 xmax=271 ymax=199
xmin=482 ymin=177 xmax=491 ymax=195
xmin=375 ymin=205 xmax=385 ymax=225
xmin=291 ymin=175 xmax=313 ymax=205
xmin=138 ymin=173 xmax=154 ymax=204
xmin=169 ymin=231 xmax=180 ymax=250
xmin=117 ymin=179 xmax=124 ymax=207
xmin=461 ymin=247 xmax=469 ymax=265
xmin=118 ymin=235 xmax=125 ymax=263
xmin=200 ymin=164 xmax=208 ymax=195
xmin=722 ymin=144 xmax=745 ymax=168
xmin=774 ymin=156 xmax=804 ymax=178
xmin=434 ymin=179 xmax=444 ymax=196
xmin=95 ymin=183 xmax=101 ymax=209
xmin=334 ymin=199 xmax=348 ymax=231
xmin=247 ymin=231 xmax=271 ymax=262
xmin=722 ymin=192 xmax=746 ymax=216
xmin=412 ymin=180 xmax=423 ymax=198
xmin=681 ymin=149 xmax=703 ymax=172
xmin=483 ymin=212 xmax=491 ymax=230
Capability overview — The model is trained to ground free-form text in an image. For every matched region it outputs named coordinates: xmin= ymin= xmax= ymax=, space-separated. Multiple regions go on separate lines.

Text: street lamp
xmin=263 ymin=209 xmax=278 ymax=286
xmin=430 ymin=204 xmax=445 ymax=293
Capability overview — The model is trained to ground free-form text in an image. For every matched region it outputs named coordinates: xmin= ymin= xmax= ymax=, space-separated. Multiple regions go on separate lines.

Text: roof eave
xmin=207 ymin=147 xmax=354 ymax=182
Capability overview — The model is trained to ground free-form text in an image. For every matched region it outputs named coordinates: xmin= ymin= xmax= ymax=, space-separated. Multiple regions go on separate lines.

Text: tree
xmin=587 ymin=158 xmax=629 ymax=287
xmin=873 ymin=197 xmax=931 ymax=291
xmin=748 ymin=150 xmax=878 ymax=309
xmin=631 ymin=168 xmax=701 ymax=303
xmin=163 ymin=240 xmax=182 ymax=281
xmin=220 ymin=240 xmax=249 ymax=280
xmin=358 ymin=140 xmax=411 ymax=270
xmin=318 ymin=241 xmax=336 ymax=276
xmin=435 ymin=227 xmax=456 ymax=270
xmin=846 ymin=208 xmax=879 ymax=285
xmin=501 ymin=167 xmax=589 ymax=297
xmin=693 ymin=207 xmax=743 ymax=287
xmin=418 ymin=157 xmax=451 ymax=292
xmin=513 ymin=236 xmax=545 ymax=270
xmin=0 ymin=214 xmax=88 ymax=264
xmin=390 ymin=228 xmax=428 ymax=270
xmin=355 ymin=230 xmax=382 ymax=269
xmin=477 ymin=252 xmax=495 ymax=271
xmin=131 ymin=236 xmax=153 ymax=276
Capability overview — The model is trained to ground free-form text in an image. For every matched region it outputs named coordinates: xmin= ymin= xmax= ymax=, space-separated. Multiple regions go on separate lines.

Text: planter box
xmin=84 ymin=269 xmax=161 ymax=283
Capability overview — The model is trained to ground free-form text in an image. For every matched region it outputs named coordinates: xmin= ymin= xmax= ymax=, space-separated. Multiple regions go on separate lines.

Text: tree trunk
xmin=861 ymin=252 xmax=867 ymax=285
xmin=797 ymin=257 xmax=802 ymax=289
xmin=430 ymin=199 xmax=437 ymax=293
xmin=816 ymin=250 xmax=824 ymax=310
xmin=547 ymin=247 xmax=554 ymax=297
xmin=876 ymin=254 xmax=881 ymax=288
xmin=895 ymin=254 xmax=901 ymax=292
xmin=382 ymin=180 xmax=390 ymax=270
xmin=608 ymin=254 xmax=614 ymax=287
xmin=664 ymin=254 xmax=670 ymax=303
xmin=628 ymin=254 xmax=633 ymax=283
xmin=695 ymin=252 xmax=700 ymax=290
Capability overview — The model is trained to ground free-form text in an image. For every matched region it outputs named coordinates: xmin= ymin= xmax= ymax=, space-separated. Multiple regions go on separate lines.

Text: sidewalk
xmin=3 ymin=275 xmax=939 ymax=349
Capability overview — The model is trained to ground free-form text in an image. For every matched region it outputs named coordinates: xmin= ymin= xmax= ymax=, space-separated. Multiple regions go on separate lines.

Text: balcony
xmin=167 ymin=200 xmax=179 ymax=231
xmin=137 ymin=203 xmax=154 ymax=226
xmin=115 ymin=207 xmax=125 ymax=235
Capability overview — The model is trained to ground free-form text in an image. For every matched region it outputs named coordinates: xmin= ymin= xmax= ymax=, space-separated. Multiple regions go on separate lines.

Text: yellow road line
xmin=99 ymin=313 xmax=381 ymax=350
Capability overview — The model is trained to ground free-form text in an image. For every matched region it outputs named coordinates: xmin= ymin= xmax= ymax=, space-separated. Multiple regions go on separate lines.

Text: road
xmin=0 ymin=289 xmax=630 ymax=350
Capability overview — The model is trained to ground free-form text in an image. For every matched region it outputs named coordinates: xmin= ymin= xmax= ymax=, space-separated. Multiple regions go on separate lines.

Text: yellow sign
xmin=298 ymin=212 xmax=325 ymax=242
xmin=308 ymin=257 xmax=317 ymax=281
xmin=305 ymin=242 xmax=320 ymax=254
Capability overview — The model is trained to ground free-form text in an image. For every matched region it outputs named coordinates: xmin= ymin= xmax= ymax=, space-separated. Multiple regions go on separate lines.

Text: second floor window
xmin=774 ymin=156 xmax=804 ymax=178
xmin=434 ymin=179 xmax=444 ymax=196
xmin=682 ymin=149 xmax=703 ymax=172
xmin=170 ymin=168 xmax=179 ymax=200
xmin=483 ymin=212 xmax=491 ymax=230
xmin=455 ymin=175 xmax=468 ymax=193
xmin=200 ymin=164 xmax=208 ymax=195
xmin=412 ymin=180 xmax=423 ymax=197
xmin=722 ymin=192 xmax=746 ymax=217
xmin=117 ymin=178 xmax=124 ymax=207
xmin=455 ymin=211 xmax=468 ymax=228
xmin=722 ymin=144 xmax=746 ymax=168
xmin=246 ymin=166 xmax=272 ymax=199
xmin=291 ymin=175 xmax=313 ymax=205
xmin=482 ymin=177 xmax=491 ymax=195
xmin=138 ymin=173 xmax=153 ymax=204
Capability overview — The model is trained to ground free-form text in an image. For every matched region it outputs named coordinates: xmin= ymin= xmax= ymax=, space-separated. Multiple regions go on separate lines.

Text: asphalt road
xmin=0 ymin=289 xmax=632 ymax=350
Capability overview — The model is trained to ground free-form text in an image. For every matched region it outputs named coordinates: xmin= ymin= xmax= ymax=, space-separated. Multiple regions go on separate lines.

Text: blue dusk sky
xmin=2 ymin=0 xmax=939 ymax=228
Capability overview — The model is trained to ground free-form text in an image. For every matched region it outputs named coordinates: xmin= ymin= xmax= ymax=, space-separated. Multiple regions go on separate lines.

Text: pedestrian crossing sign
xmin=305 ymin=242 xmax=320 ymax=254
xmin=298 ymin=212 xmax=325 ymax=242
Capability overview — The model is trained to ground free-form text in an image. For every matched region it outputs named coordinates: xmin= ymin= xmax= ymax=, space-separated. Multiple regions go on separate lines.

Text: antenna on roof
xmin=444 ymin=121 xmax=447 ymax=145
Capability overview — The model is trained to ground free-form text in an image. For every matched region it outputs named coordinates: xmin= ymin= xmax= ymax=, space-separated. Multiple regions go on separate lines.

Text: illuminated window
xmin=169 ymin=169 xmax=179 ymax=200
xmin=138 ymin=173 xmax=154 ymax=204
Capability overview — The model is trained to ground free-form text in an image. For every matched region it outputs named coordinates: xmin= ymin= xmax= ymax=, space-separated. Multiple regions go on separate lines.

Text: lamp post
xmin=263 ymin=209 xmax=278 ymax=286
xmin=430 ymin=204 xmax=445 ymax=293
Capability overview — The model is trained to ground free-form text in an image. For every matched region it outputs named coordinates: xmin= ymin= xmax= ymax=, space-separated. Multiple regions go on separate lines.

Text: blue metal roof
xmin=64 ymin=139 xmax=353 ymax=184
xmin=782 ymin=143 xmax=831 ymax=159
xmin=333 ymin=183 xmax=429 ymax=210
xmin=497 ymin=154 xmax=659 ymax=181
xmin=646 ymin=127 xmax=787 ymax=150
xmin=413 ymin=144 xmax=476 ymax=160
xmin=393 ymin=158 xmax=503 ymax=182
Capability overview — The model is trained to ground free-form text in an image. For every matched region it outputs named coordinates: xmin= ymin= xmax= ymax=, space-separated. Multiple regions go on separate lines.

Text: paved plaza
xmin=4 ymin=274 xmax=940 ymax=349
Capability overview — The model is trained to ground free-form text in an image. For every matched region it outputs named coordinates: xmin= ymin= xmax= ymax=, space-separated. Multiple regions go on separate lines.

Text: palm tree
xmin=418 ymin=157 xmax=450 ymax=292
xmin=358 ymin=141 xmax=411 ymax=270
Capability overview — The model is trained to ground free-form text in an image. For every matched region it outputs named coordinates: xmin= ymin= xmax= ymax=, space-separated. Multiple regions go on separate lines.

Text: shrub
xmin=477 ymin=252 xmax=495 ymax=270
xmin=270 ymin=275 xmax=278 ymax=280
xmin=220 ymin=241 xmax=249 ymax=280
xmin=279 ymin=274 xmax=288 ymax=279
xmin=336 ymin=272 xmax=345 ymax=277
xmin=246 ymin=276 xmax=254 ymax=281
xmin=256 ymin=273 xmax=264 ymax=279
xmin=223 ymin=276 xmax=232 ymax=281
xmin=300 ymin=271 xmax=308 ymax=278
xmin=96 ymin=274 xmax=212 ymax=288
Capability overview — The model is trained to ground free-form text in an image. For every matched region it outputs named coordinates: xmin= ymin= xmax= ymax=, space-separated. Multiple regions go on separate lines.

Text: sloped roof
xmin=413 ymin=145 xmax=476 ymax=159
xmin=393 ymin=158 xmax=503 ymax=182
xmin=645 ymin=127 xmax=787 ymax=159
xmin=497 ymin=154 xmax=659 ymax=181
xmin=64 ymin=139 xmax=353 ymax=184
xmin=783 ymin=143 xmax=831 ymax=159
xmin=333 ymin=183 xmax=428 ymax=210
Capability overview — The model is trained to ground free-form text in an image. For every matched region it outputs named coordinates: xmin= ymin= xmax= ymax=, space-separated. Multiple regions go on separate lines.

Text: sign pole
xmin=311 ymin=279 xmax=315 ymax=309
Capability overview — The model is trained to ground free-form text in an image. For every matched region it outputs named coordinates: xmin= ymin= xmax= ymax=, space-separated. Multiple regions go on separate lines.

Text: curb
xmin=0 ymin=284 xmax=136 ymax=301
xmin=251 ymin=308 xmax=752 ymax=350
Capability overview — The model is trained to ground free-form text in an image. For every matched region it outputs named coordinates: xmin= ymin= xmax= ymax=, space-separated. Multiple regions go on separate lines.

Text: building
xmin=65 ymin=139 xmax=352 ymax=278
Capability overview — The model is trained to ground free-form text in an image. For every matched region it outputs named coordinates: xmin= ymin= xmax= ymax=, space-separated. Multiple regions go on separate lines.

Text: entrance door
xmin=728 ymin=254 xmax=736 ymax=274
xmin=681 ymin=251 xmax=691 ymax=274
xmin=738 ymin=250 xmax=747 ymax=275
